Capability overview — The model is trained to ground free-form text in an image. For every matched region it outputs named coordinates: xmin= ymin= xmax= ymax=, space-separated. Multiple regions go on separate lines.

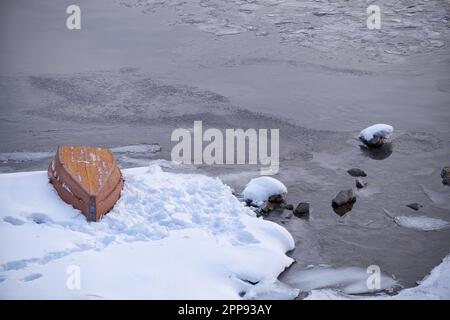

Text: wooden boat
xmin=48 ymin=146 xmax=124 ymax=222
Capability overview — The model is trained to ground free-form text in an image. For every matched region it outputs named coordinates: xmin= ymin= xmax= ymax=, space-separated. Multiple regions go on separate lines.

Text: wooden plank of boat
xmin=48 ymin=146 xmax=124 ymax=222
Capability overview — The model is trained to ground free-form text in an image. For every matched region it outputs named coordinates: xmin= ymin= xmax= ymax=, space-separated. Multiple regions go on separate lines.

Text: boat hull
xmin=48 ymin=146 xmax=124 ymax=221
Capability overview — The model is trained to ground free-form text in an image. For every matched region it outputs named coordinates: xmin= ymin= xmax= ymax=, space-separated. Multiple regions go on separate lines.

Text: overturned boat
xmin=48 ymin=146 xmax=124 ymax=221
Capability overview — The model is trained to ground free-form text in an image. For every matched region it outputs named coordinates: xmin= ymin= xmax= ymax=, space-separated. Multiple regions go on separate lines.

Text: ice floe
xmin=0 ymin=152 xmax=53 ymax=163
xmin=393 ymin=216 xmax=449 ymax=231
xmin=111 ymin=144 xmax=161 ymax=154
xmin=382 ymin=208 xmax=449 ymax=231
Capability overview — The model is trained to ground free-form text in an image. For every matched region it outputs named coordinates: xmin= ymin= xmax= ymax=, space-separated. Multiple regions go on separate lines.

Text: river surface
xmin=0 ymin=0 xmax=449 ymax=296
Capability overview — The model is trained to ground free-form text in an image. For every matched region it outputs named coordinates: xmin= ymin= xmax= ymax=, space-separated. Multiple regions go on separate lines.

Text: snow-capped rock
xmin=358 ymin=124 xmax=394 ymax=148
xmin=242 ymin=176 xmax=287 ymax=206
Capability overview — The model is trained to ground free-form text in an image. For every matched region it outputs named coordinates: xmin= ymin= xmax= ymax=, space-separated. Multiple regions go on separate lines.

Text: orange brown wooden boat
xmin=48 ymin=146 xmax=124 ymax=221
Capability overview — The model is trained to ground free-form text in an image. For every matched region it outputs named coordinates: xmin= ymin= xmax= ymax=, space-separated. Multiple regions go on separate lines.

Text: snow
xmin=394 ymin=216 xmax=449 ymax=231
xmin=243 ymin=280 xmax=300 ymax=300
xmin=242 ymin=177 xmax=287 ymax=205
xmin=0 ymin=164 xmax=294 ymax=299
xmin=305 ymin=254 xmax=450 ymax=300
xmin=358 ymin=124 xmax=394 ymax=141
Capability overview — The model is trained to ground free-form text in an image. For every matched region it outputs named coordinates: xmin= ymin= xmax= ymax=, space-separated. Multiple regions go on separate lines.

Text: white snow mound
xmin=242 ymin=177 xmax=287 ymax=205
xmin=359 ymin=124 xmax=394 ymax=141
xmin=0 ymin=164 xmax=294 ymax=299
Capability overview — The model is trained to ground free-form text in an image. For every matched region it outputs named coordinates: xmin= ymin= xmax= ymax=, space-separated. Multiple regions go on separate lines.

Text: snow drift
xmin=0 ymin=164 xmax=294 ymax=299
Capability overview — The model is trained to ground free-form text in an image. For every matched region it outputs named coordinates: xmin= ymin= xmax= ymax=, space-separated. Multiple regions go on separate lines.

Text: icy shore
xmin=0 ymin=165 xmax=294 ymax=299
xmin=306 ymin=253 xmax=450 ymax=300
xmin=1 ymin=164 xmax=449 ymax=299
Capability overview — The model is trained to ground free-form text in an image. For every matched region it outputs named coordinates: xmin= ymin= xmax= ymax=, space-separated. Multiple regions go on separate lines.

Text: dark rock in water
xmin=406 ymin=203 xmax=422 ymax=211
xmin=244 ymin=199 xmax=259 ymax=208
xmin=260 ymin=199 xmax=287 ymax=214
xmin=261 ymin=201 xmax=276 ymax=213
xmin=294 ymin=202 xmax=310 ymax=216
xmin=359 ymin=143 xmax=393 ymax=160
xmin=333 ymin=203 xmax=354 ymax=216
xmin=284 ymin=204 xmax=294 ymax=210
xmin=332 ymin=189 xmax=356 ymax=208
xmin=268 ymin=194 xmax=285 ymax=203
xmin=359 ymin=135 xmax=387 ymax=148
xmin=347 ymin=168 xmax=367 ymax=177
xmin=441 ymin=166 xmax=450 ymax=185
xmin=332 ymin=189 xmax=356 ymax=216
xmin=356 ymin=178 xmax=368 ymax=189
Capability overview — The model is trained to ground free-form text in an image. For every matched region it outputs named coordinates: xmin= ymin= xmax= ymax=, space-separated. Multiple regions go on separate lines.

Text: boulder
xmin=332 ymin=189 xmax=356 ymax=208
xmin=293 ymin=202 xmax=310 ymax=216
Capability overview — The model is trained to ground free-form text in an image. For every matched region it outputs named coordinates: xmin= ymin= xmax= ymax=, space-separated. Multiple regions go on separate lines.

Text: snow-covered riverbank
xmin=0 ymin=165 xmax=295 ymax=299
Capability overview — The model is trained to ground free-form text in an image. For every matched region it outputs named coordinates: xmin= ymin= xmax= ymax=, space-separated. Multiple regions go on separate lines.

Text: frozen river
xmin=0 ymin=0 xmax=449 ymax=296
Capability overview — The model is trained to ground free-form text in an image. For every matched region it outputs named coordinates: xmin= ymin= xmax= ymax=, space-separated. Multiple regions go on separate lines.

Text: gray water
xmin=0 ymin=0 xmax=449 ymax=295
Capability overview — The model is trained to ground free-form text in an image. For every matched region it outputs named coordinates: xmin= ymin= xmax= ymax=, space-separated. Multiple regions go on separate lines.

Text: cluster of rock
xmin=239 ymin=176 xmax=309 ymax=218
xmin=256 ymin=194 xmax=310 ymax=219
xmin=235 ymin=125 xmax=448 ymax=223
